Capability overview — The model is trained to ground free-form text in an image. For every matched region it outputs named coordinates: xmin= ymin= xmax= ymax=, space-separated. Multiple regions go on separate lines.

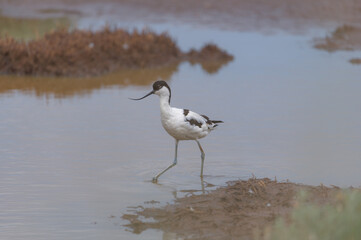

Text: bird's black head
xmin=153 ymin=80 xmax=170 ymax=93
xmin=152 ymin=80 xmax=171 ymax=103
xmin=129 ymin=80 xmax=171 ymax=104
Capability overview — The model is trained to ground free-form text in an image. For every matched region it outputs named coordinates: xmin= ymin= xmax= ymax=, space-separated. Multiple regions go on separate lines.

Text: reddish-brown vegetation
xmin=0 ymin=28 xmax=233 ymax=77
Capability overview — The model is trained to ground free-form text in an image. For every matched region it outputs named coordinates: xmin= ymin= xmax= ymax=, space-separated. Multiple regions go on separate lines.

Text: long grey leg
xmin=152 ymin=139 xmax=179 ymax=183
xmin=201 ymin=177 xmax=205 ymax=194
xmin=195 ymin=140 xmax=205 ymax=178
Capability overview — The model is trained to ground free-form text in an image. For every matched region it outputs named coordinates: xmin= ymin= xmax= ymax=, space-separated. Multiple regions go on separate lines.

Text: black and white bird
xmin=130 ymin=80 xmax=223 ymax=182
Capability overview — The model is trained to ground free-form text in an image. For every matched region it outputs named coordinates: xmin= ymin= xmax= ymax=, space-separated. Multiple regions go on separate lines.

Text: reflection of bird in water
xmin=130 ymin=80 xmax=223 ymax=182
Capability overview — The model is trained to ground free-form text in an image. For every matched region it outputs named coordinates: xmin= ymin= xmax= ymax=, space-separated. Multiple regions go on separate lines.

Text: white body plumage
xmin=160 ymin=106 xmax=217 ymax=141
xmin=161 ymin=107 xmax=209 ymax=140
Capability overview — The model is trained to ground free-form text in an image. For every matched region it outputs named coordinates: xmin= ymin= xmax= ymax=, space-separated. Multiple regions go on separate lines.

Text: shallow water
xmin=1 ymin=9 xmax=361 ymax=240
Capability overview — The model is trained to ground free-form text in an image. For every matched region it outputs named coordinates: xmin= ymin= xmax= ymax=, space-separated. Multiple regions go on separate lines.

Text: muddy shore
xmin=122 ymin=178 xmax=346 ymax=240
xmin=0 ymin=28 xmax=233 ymax=77
xmin=2 ymin=0 xmax=361 ymax=33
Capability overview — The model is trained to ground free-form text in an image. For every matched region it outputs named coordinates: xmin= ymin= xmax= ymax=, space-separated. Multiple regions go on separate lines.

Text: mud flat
xmin=122 ymin=178 xmax=349 ymax=240
xmin=0 ymin=28 xmax=233 ymax=77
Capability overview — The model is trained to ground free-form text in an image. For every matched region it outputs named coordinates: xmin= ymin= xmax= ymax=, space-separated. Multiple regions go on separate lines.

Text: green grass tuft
xmin=262 ymin=190 xmax=361 ymax=240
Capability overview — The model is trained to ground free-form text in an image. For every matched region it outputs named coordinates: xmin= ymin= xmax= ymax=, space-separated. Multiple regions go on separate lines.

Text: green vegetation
xmin=0 ymin=15 xmax=71 ymax=41
xmin=262 ymin=190 xmax=361 ymax=240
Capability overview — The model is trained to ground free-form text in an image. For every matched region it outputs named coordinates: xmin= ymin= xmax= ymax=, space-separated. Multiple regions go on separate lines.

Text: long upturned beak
xmin=129 ymin=90 xmax=154 ymax=101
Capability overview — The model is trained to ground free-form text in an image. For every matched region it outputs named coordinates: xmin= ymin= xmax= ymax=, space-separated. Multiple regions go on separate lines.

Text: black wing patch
xmin=184 ymin=111 xmax=215 ymax=128
xmin=186 ymin=118 xmax=203 ymax=128
xmin=184 ymin=111 xmax=203 ymax=128
xmin=201 ymin=114 xmax=213 ymax=125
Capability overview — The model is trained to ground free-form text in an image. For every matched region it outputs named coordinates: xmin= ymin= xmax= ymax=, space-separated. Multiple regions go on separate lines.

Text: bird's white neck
xmin=159 ymin=94 xmax=171 ymax=115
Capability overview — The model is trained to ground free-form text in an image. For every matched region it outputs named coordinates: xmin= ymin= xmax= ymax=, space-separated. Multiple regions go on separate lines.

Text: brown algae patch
xmin=349 ymin=58 xmax=361 ymax=65
xmin=122 ymin=178 xmax=344 ymax=240
xmin=314 ymin=25 xmax=361 ymax=52
xmin=0 ymin=28 xmax=233 ymax=77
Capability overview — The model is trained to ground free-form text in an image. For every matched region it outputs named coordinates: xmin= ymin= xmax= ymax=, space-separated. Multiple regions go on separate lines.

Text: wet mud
xmin=122 ymin=178 xmax=344 ymax=240
xmin=0 ymin=28 xmax=233 ymax=77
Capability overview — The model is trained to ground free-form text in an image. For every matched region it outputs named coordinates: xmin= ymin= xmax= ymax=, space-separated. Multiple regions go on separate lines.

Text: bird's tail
xmin=210 ymin=120 xmax=223 ymax=128
xmin=211 ymin=120 xmax=223 ymax=124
